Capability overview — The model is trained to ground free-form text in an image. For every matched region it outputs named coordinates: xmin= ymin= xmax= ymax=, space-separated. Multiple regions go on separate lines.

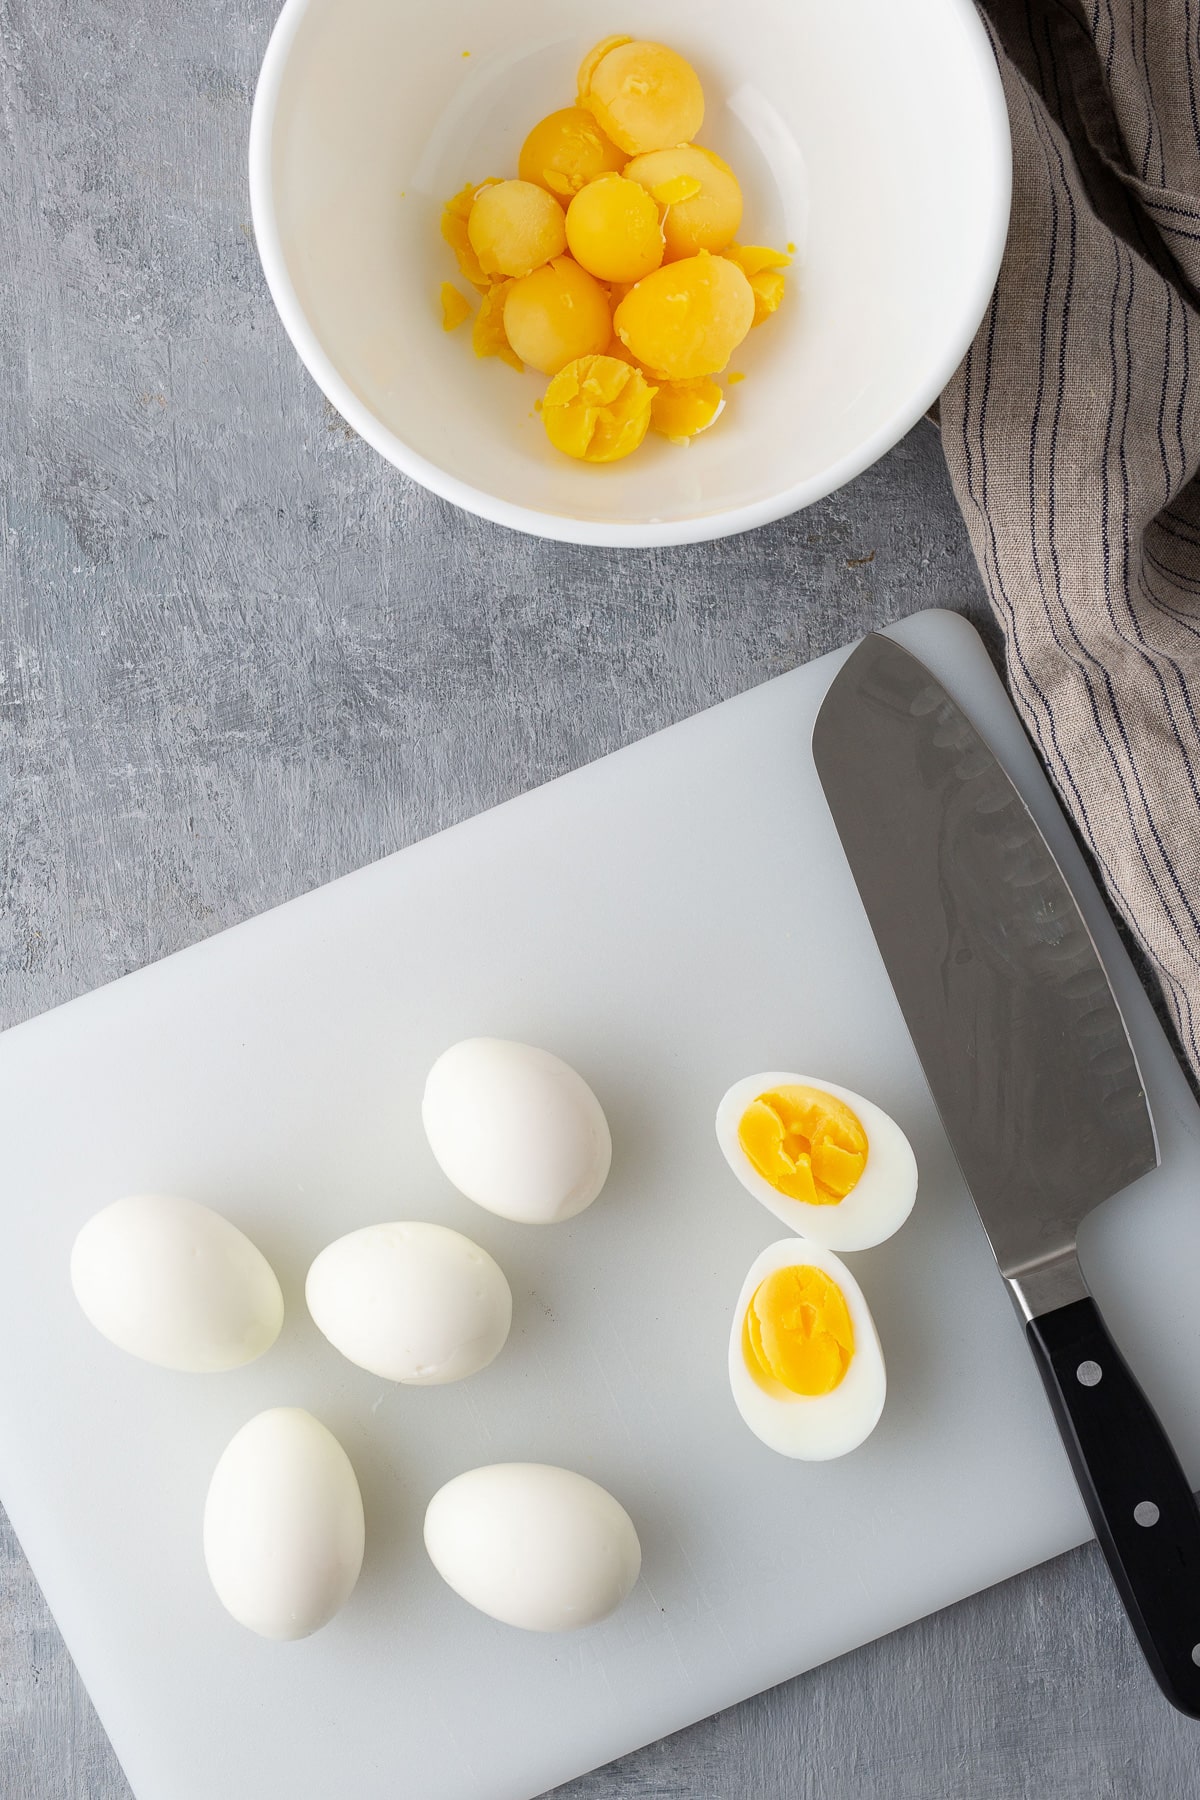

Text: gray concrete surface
xmin=3 ymin=0 xmax=1200 ymax=1795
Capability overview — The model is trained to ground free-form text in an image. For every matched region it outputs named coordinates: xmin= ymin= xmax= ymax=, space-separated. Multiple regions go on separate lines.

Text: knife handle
xmin=1027 ymin=1295 xmax=1200 ymax=1717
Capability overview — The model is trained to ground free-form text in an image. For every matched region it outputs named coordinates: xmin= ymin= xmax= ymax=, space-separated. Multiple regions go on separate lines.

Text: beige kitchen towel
xmin=940 ymin=0 xmax=1200 ymax=1075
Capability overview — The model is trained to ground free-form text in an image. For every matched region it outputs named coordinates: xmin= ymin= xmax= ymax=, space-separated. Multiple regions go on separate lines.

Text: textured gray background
xmin=3 ymin=0 xmax=1200 ymax=1795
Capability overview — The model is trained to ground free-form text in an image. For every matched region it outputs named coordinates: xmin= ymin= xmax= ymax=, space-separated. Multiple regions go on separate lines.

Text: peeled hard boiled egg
xmin=729 ymin=1239 xmax=886 ymax=1459
xmin=424 ymin=1462 xmax=641 ymax=1631
xmin=306 ymin=1221 xmax=512 ymax=1385
xmin=204 ymin=1408 xmax=365 ymax=1640
xmin=69 ymin=1193 xmax=284 ymax=1372
xmin=715 ymin=1073 xmax=917 ymax=1250
xmin=422 ymin=1038 xmax=612 ymax=1224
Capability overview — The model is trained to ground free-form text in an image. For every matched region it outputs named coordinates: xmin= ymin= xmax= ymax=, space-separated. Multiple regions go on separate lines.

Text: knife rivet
xmin=1076 ymin=1360 xmax=1102 ymax=1387
xmin=1133 ymin=1501 xmax=1160 ymax=1528
xmin=1192 ymin=1645 xmax=1200 ymax=1667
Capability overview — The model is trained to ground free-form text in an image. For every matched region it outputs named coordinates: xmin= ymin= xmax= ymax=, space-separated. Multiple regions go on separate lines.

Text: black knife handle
xmin=1027 ymin=1296 xmax=1200 ymax=1716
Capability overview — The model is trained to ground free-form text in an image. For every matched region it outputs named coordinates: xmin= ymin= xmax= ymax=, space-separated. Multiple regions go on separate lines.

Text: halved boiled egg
xmin=729 ymin=1238 xmax=885 ymax=1458
xmin=715 ymin=1072 xmax=916 ymax=1250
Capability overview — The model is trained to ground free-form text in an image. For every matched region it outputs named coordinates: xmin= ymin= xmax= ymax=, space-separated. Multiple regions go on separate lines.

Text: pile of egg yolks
xmin=743 ymin=1264 xmax=855 ymax=1396
xmin=738 ymin=1086 xmax=868 ymax=1208
xmin=437 ymin=35 xmax=792 ymax=461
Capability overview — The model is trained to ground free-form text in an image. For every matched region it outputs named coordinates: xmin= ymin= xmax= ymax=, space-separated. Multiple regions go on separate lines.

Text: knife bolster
xmin=1006 ymin=1247 xmax=1088 ymax=1322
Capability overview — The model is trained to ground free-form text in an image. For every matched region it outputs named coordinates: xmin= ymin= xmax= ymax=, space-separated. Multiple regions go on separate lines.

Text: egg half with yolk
xmin=729 ymin=1238 xmax=886 ymax=1459
xmin=715 ymin=1072 xmax=916 ymax=1250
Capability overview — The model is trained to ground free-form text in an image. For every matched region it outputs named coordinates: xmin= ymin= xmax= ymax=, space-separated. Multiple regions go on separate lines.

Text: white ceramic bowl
xmin=250 ymin=1 xmax=1010 ymax=546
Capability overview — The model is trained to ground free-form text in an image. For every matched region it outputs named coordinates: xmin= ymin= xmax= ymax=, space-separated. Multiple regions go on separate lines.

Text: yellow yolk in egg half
xmin=738 ymin=1084 xmax=868 ymax=1206
xmin=743 ymin=1265 xmax=855 ymax=1396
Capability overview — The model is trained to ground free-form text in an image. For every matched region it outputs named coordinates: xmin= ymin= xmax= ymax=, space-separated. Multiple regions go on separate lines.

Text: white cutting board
xmin=3 ymin=609 xmax=1200 ymax=1800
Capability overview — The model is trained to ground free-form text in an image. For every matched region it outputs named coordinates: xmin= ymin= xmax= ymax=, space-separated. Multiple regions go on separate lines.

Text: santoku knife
xmin=812 ymin=630 xmax=1200 ymax=1717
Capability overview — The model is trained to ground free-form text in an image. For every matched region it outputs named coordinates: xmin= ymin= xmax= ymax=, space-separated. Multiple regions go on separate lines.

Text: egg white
xmin=715 ymin=1071 xmax=917 ymax=1250
xmin=728 ymin=1238 xmax=886 ymax=1459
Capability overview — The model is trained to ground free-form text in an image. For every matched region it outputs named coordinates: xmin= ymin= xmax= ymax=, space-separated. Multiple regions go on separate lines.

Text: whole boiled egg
xmin=424 ymin=1462 xmax=641 ymax=1631
xmin=306 ymin=1221 xmax=512 ymax=1384
xmin=729 ymin=1239 xmax=886 ymax=1459
xmin=422 ymin=1039 xmax=611 ymax=1224
xmin=715 ymin=1073 xmax=916 ymax=1250
xmin=204 ymin=1408 xmax=365 ymax=1639
xmin=70 ymin=1194 xmax=283 ymax=1372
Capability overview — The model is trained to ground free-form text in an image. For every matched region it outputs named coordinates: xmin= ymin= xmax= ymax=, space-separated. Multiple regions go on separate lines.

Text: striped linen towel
xmin=940 ymin=0 xmax=1200 ymax=1078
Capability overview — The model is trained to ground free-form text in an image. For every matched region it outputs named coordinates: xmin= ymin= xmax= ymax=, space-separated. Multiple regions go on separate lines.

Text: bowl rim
xmin=248 ymin=0 xmax=1012 ymax=548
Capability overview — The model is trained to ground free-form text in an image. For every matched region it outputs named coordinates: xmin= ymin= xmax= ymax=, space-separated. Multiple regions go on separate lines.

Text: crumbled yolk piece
xmin=748 ymin=269 xmax=786 ymax=325
xmin=518 ymin=106 xmax=625 ymax=199
xmin=472 ymin=279 xmax=522 ymax=370
xmin=441 ymin=179 xmax=500 ymax=289
xmin=566 ymin=174 xmax=664 ymax=284
xmin=624 ymin=146 xmax=743 ymax=260
xmin=724 ymin=244 xmax=791 ymax=325
xmin=468 ymin=180 xmax=567 ymax=280
xmin=440 ymin=282 xmax=472 ymax=331
xmin=578 ymin=38 xmax=705 ymax=154
xmin=738 ymin=1085 xmax=868 ymax=1206
xmin=743 ymin=1265 xmax=855 ymax=1396
xmin=542 ymin=353 xmax=656 ymax=461
xmin=503 ymin=257 xmax=612 ymax=375
xmin=614 ymin=249 xmax=753 ymax=379
xmin=725 ymin=242 xmax=793 ymax=277
xmin=650 ymin=376 xmax=723 ymax=442
xmin=651 ymin=175 xmax=702 ymax=206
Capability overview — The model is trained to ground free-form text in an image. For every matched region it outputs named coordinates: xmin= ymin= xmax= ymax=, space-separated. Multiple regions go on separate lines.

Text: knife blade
xmin=812 ymin=630 xmax=1200 ymax=1717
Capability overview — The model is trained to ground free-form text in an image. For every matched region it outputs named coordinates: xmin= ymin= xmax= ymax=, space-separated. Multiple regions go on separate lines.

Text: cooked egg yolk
xmin=743 ymin=1265 xmax=855 ymax=1396
xmin=468 ymin=180 xmax=567 ymax=280
xmin=578 ymin=38 xmax=705 ymax=155
xmin=472 ymin=279 xmax=522 ymax=370
xmin=738 ymin=1085 xmax=868 ymax=1205
xmin=749 ymin=270 xmax=786 ymax=325
xmin=542 ymin=354 xmax=656 ymax=462
xmin=724 ymin=244 xmax=791 ymax=324
xmin=441 ymin=179 xmax=500 ymax=290
xmin=624 ymin=146 xmax=743 ymax=260
xmin=650 ymin=376 xmax=723 ymax=441
xmin=503 ymin=257 xmax=612 ymax=375
xmin=519 ymin=106 xmax=626 ymax=199
xmin=614 ymin=250 xmax=754 ymax=378
xmin=565 ymin=174 xmax=664 ymax=284
xmin=726 ymin=243 xmax=793 ymax=277
xmin=440 ymin=282 xmax=472 ymax=331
